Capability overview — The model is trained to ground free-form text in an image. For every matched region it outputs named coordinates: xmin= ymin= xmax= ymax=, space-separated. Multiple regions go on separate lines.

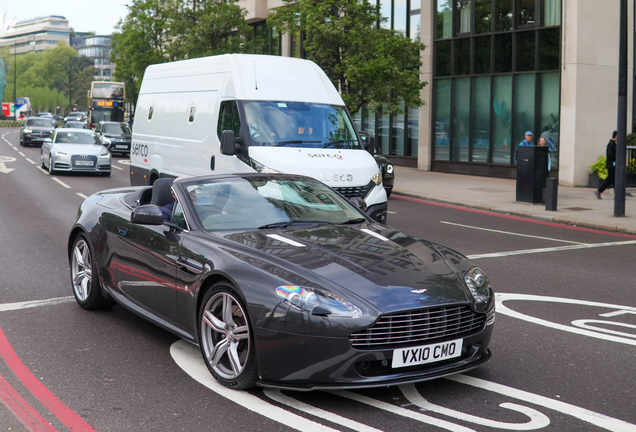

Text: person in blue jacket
xmin=514 ymin=131 xmax=533 ymax=162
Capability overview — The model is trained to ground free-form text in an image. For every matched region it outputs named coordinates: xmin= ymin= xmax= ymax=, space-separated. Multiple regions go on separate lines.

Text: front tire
xmin=199 ymin=283 xmax=258 ymax=390
xmin=70 ymin=234 xmax=115 ymax=310
xmin=48 ymin=156 xmax=55 ymax=174
xmin=40 ymin=151 xmax=46 ymax=169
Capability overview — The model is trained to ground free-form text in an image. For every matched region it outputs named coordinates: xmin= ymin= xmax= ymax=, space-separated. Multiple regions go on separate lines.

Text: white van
xmin=130 ymin=54 xmax=387 ymax=223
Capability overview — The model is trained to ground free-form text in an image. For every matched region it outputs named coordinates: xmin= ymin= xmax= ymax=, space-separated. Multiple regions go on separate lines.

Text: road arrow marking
xmin=0 ymin=163 xmax=14 ymax=174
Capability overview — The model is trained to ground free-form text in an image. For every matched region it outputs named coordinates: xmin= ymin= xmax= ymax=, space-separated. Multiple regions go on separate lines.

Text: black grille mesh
xmin=350 ymin=305 xmax=486 ymax=350
xmin=334 ymin=181 xmax=375 ymax=199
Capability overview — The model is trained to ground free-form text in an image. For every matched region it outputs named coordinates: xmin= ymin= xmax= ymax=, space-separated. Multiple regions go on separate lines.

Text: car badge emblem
xmin=410 ymin=289 xmax=427 ymax=294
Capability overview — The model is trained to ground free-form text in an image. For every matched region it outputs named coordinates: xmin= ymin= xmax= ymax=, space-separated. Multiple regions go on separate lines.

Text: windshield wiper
xmin=276 ymin=140 xmax=321 ymax=146
xmin=258 ymin=220 xmax=331 ymax=229
xmin=323 ymin=139 xmax=357 ymax=148
xmin=340 ymin=218 xmax=368 ymax=225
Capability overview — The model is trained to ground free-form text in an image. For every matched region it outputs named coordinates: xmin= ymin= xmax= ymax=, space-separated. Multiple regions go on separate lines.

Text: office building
xmin=0 ymin=15 xmax=70 ymax=55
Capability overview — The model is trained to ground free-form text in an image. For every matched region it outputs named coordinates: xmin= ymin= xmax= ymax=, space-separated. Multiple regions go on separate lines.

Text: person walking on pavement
xmin=595 ymin=131 xmax=617 ymax=199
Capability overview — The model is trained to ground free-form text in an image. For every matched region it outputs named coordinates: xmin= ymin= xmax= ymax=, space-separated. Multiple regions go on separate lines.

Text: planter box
xmin=588 ymin=173 xmax=601 ymax=189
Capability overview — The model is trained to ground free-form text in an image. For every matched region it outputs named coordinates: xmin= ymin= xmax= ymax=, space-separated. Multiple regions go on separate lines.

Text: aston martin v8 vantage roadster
xmin=68 ymin=174 xmax=494 ymax=390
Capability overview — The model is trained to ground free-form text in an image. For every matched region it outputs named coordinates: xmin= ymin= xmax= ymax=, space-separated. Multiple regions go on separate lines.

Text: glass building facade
xmin=433 ymin=0 xmax=561 ymax=174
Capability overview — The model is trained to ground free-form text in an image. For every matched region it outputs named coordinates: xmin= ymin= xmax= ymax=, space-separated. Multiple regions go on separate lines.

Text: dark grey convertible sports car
xmin=68 ymin=174 xmax=494 ymax=390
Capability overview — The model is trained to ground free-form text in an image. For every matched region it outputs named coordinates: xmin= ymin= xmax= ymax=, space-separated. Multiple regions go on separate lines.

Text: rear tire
xmin=199 ymin=282 xmax=258 ymax=390
xmin=70 ymin=234 xmax=115 ymax=310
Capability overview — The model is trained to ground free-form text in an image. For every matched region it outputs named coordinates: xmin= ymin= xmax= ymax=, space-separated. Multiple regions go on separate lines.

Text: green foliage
xmin=589 ymin=156 xmax=608 ymax=180
xmin=626 ymin=132 xmax=636 ymax=147
xmin=111 ymin=0 xmax=171 ymax=105
xmin=267 ymin=0 xmax=426 ymax=115
xmin=1 ymin=44 xmax=94 ymax=113
xmin=167 ymin=0 xmax=261 ymax=60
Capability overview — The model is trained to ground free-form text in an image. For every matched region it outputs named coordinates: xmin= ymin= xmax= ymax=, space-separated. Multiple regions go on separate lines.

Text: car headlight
xmin=464 ymin=267 xmax=492 ymax=304
xmin=98 ymin=153 xmax=111 ymax=158
xmin=55 ymin=151 xmax=69 ymax=157
xmin=24 ymin=129 xmax=33 ymax=133
xmin=371 ymin=170 xmax=382 ymax=186
xmin=252 ymin=159 xmax=280 ymax=173
xmin=275 ymin=286 xmax=362 ymax=318
xmin=386 ymin=164 xmax=394 ymax=174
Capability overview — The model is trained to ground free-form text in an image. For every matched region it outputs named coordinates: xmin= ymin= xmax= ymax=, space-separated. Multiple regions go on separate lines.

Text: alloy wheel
xmin=71 ymin=239 xmax=92 ymax=302
xmin=200 ymin=292 xmax=251 ymax=380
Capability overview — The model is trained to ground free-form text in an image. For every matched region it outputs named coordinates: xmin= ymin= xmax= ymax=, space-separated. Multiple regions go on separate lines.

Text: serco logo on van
xmin=308 ymin=154 xmax=343 ymax=160
xmin=320 ymin=174 xmax=353 ymax=182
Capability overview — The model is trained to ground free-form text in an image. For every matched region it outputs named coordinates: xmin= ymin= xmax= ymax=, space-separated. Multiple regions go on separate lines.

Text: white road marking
xmin=400 ymin=384 xmax=550 ymax=430
xmin=440 ymin=221 xmax=585 ymax=244
xmin=467 ymin=240 xmax=636 ymax=260
xmin=570 ymin=320 xmax=636 ymax=339
xmin=387 ymin=211 xmax=397 ymax=214
xmin=18 ymin=151 xmax=25 ymax=157
xmin=0 ymin=297 xmax=74 ymax=312
xmin=327 ymin=390 xmax=476 ymax=432
xmin=37 ymin=167 xmax=48 ymax=175
xmin=76 ymin=193 xmax=88 ymax=199
xmin=51 ymin=177 xmax=71 ymax=189
xmin=0 ymin=162 xmax=14 ymax=174
xmin=25 ymin=158 xmax=36 ymax=165
xmin=111 ymin=164 xmax=123 ymax=170
xmin=264 ymin=389 xmax=384 ymax=432
xmin=118 ymin=159 xmax=131 ymax=165
xmin=170 ymin=340 xmax=338 ymax=432
xmin=496 ymin=293 xmax=636 ymax=346
xmin=12 ymin=146 xmax=19 ymax=152
xmin=448 ymin=375 xmax=636 ymax=432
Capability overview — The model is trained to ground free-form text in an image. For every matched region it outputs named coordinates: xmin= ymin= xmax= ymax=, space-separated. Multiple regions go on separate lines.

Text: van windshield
xmin=241 ymin=102 xmax=361 ymax=149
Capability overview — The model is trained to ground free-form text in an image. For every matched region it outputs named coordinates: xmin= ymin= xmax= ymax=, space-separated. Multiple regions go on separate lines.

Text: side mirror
xmin=131 ymin=204 xmax=164 ymax=225
xmin=349 ymin=197 xmax=368 ymax=213
xmin=220 ymin=130 xmax=236 ymax=156
xmin=101 ymin=137 xmax=111 ymax=146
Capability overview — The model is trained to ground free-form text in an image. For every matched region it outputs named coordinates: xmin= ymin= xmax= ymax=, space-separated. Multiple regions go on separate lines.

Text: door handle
xmin=177 ymin=256 xmax=203 ymax=274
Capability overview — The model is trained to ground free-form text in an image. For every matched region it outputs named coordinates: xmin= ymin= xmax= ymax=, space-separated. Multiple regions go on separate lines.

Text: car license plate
xmin=75 ymin=161 xmax=94 ymax=166
xmin=116 ymin=145 xmax=128 ymax=149
xmin=391 ymin=339 xmax=463 ymax=368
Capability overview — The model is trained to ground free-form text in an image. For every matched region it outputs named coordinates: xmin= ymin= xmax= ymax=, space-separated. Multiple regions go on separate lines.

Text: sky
xmin=2 ymin=0 xmax=132 ymax=36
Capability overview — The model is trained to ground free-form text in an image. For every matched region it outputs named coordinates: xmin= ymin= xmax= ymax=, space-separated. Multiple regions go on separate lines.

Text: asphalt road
xmin=0 ymin=127 xmax=635 ymax=432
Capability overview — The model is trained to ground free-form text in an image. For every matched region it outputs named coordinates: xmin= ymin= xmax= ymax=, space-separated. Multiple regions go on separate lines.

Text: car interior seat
xmin=150 ymin=178 xmax=175 ymax=208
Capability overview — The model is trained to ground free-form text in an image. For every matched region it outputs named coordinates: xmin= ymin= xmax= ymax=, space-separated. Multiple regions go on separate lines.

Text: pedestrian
xmin=514 ymin=131 xmax=533 ymax=163
xmin=594 ymin=131 xmax=617 ymax=199
xmin=538 ymin=136 xmax=551 ymax=171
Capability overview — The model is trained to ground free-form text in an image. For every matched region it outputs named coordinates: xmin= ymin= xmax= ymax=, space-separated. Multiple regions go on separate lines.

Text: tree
xmin=267 ymin=0 xmax=426 ymax=115
xmin=167 ymin=0 xmax=261 ymax=60
xmin=111 ymin=0 xmax=171 ymax=105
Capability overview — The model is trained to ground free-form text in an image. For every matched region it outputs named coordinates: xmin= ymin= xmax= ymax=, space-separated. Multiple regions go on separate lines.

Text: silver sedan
xmin=41 ymin=128 xmax=112 ymax=176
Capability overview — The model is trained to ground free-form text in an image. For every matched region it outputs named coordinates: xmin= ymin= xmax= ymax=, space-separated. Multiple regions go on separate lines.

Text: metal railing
xmin=0 ymin=120 xmax=26 ymax=128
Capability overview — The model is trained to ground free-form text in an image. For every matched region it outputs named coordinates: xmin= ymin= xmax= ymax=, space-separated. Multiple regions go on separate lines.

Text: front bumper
xmin=51 ymin=155 xmax=111 ymax=173
xmin=253 ymin=324 xmax=493 ymax=390
xmin=108 ymin=140 xmax=131 ymax=154
xmin=23 ymin=134 xmax=51 ymax=145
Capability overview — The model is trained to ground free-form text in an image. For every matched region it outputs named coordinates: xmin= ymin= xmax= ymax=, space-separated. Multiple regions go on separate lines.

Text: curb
xmin=391 ymin=191 xmax=636 ymax=237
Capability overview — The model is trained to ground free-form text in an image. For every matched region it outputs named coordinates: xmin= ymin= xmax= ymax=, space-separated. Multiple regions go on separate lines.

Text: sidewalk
xmin=391 ymin=167 xmax=636 ymax=235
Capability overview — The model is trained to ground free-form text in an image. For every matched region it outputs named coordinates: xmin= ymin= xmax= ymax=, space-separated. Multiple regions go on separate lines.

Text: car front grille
xmin=333 ymin=181 xmax=375 ymax=199
xmin=349 ymin=305 xmax=486 ymax=350
xmin=71 ymin=155 xmax=98 ymax=168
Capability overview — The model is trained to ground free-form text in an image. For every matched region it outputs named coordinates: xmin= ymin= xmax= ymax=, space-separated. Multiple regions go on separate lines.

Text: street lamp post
xmin=13 ymin=38 xmax=16 ymax=121
xmin=615 ymin=0 xmax=628 ymax=217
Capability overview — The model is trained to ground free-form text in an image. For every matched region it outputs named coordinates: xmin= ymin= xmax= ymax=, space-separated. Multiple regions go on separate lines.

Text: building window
xmin=455 ymin=1 xmax=471 ymax=35
xmin=472 ymin=76 xmax=491 ymax=162
xmin=452 ymin=78 xmax=470 ymax=161
xmin=103 ymin=69 xmax=111 ymax=77
xmin=453 ymin=38 xmax=470 ymax=76
xmin=495 ymin=0 xmax=513 ymax=31
xmin=541 ymin=0 xmax=561 ymax=26
xmin=436 ymin=40 xmax=452 ymax=76
xmin=394 ymin=0 xmax=407 ymax=35
xmin=492 ymin=75 xmax=512 ymax=164
xmin=473 ymin=36 xmax=491 ymax=74
xmin=437 ymin=0 xmax=453 ymax=39
xmin=515 ymin=31 xmax=535 ymax=71
xmin=380 ymin=0 xmax=392 ymax=29
xmin=474 ymin=0 xmax=491 ymax=34
xmin=410 ymin=14 xmax=421 ymax=42
xmin=494 ymin=33 xmax=513 ymax=73
xmin=518 ymin=0 xmax=536 ymax=27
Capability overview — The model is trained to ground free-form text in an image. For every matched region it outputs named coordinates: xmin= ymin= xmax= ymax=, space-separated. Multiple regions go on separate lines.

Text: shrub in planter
xmin=589 ymin=156 xmax=608 ymax=180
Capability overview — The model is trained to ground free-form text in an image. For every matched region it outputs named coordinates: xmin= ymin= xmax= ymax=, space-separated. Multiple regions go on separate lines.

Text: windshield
xmin=241 ymin=102 xmax=361 ymax=149
xmin=54 ymin=131 xmax=102 ymax=145
xmin=103 ymin=123 xmax=131 ymax=134
xmin=26 ymin=119 xmax=54 ymax=127
xmin=179 ymin=176 xmax=365 ymax=231
xmin=92 ymin=83 xmax=124 ymax=99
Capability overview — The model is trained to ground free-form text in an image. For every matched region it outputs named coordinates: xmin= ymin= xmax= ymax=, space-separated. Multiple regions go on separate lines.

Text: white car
xmin=41 ymin=129 xmax=112 ymax=176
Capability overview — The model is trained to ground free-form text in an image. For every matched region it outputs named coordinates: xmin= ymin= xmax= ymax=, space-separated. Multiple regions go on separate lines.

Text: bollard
xmin=545 ymin=178 xmax=558 ymax=211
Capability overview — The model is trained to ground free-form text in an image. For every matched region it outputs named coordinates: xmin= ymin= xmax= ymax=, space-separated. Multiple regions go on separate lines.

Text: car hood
xmin=104 ymin=133 xmax=131 ymax=139
xmin=221 ymin=224 xmax=471 ymax=313
xmin=52 ymin=144 xmax=108 ymax=155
